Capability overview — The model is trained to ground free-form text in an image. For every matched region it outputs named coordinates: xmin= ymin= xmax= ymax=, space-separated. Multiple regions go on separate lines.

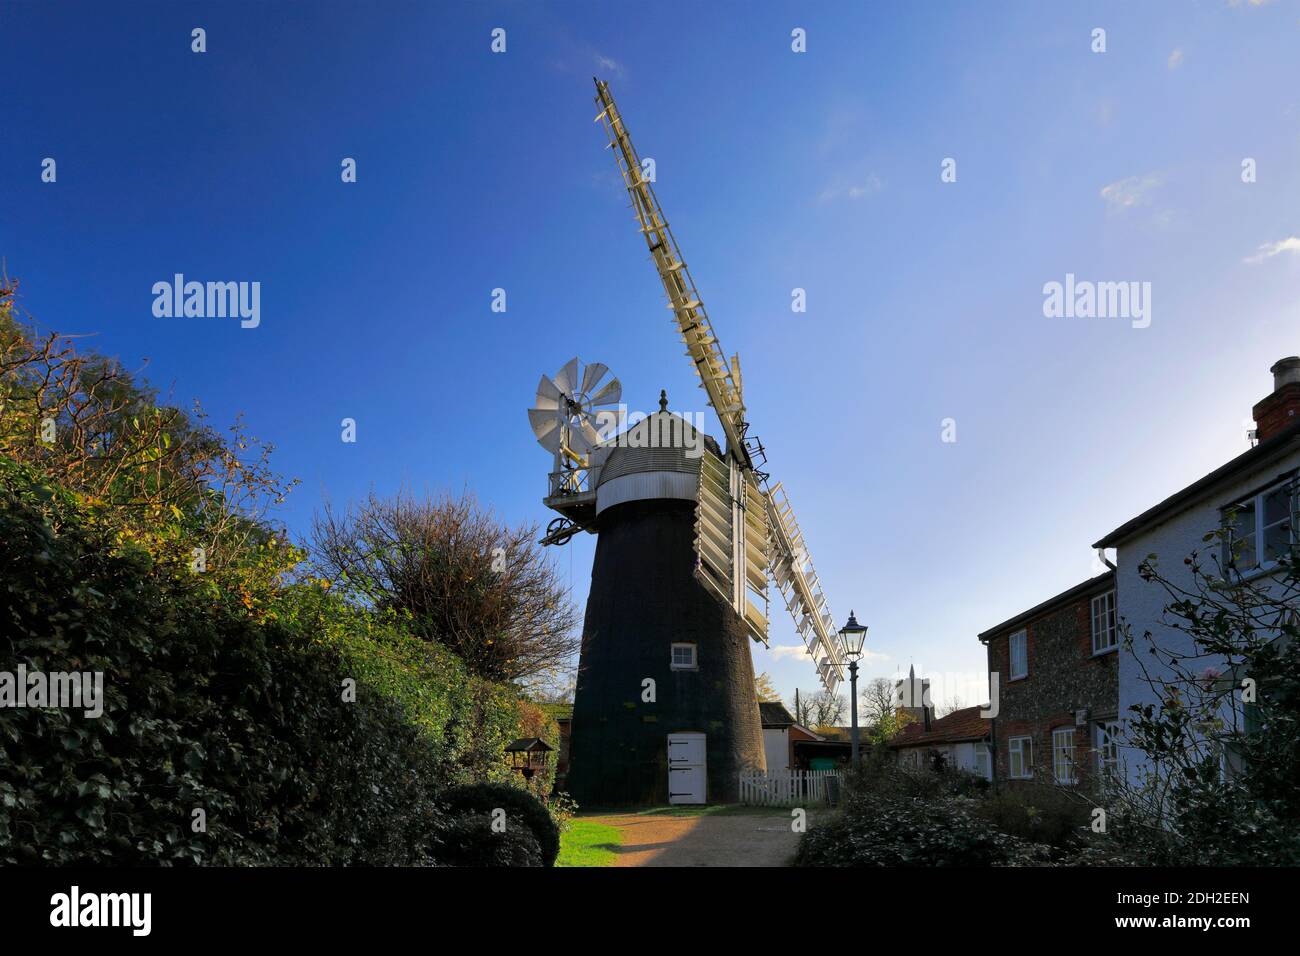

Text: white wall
xmin=949 ymin=742 xmax=992 ymax=778
xmin=1113 ymin=446 xmax=1300 ymax=786
xmin=902 ymin=742 xmax=990 ymax=778
xmin=763 ymin=728 xmax=789 ymax=773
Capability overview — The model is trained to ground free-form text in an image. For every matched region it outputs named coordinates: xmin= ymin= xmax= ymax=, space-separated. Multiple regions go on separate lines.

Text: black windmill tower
xmin=523 ymin=81 xmax=847 ymax=806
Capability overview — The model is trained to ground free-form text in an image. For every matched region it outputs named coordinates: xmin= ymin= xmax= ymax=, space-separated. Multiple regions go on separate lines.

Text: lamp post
xmin=838 ymin=610 xmax=868 ymax=768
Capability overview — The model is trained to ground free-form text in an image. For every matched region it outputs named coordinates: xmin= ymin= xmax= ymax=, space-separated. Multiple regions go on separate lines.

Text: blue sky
xmin=4 ymin=0 xmax=1300 ymax=708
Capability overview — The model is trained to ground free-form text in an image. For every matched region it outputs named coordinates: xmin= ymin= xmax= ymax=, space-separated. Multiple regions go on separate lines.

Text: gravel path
xmin=585 ymin=810 xmax=809 ymax=867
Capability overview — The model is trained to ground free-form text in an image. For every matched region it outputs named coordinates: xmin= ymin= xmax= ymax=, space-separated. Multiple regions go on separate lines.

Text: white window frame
xmin=670 ymin=642 xmax=697 ymax=671
xmin=1095 ymin=720 xmax=1120 ymax=779
xmin=1009 ymin=630 xmax=1028 ymax=680
xmin=1008 ymin=735 xmax=1033 ymax=779
xmin=1223 ymin=478 xmax=1297 ymax=575
xmin=974 ymin=742 xmax=992 ymax=781
xmin=1052 ymin=727 xmax=1077 ymax=785
xmin=1090 ymin=590 xmax=1117 ymax=655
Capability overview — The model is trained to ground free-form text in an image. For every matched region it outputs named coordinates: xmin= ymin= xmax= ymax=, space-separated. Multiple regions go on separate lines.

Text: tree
xmin=859 ymin=676 xmax=913 ymax=745
xmin=936 ymin=695 xmax=965 ymax=718
xmin=860 ymin=677 xmax=895 ymax=724
xmin=524 ymin=664 xmax=577 ymax=704
xmin=0 ymin=282 xmax=297 ymax=582
xmin=754 ymin=671 xmax=781 ymax=703
xmin=310 ymin=490 xmax=582 ymax=684
xmin=791 ymin=688 xmax=845 ymax=732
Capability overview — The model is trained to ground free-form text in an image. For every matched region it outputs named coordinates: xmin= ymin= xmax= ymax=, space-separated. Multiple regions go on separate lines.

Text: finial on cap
xmin=659 ymin=389 xmax=668 ymax=412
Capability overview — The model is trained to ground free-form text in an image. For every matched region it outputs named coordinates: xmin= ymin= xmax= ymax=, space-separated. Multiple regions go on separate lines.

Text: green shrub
xmin=795 ymin=793 xmax=1049 ymax=867
xmin=974 ymin=784 xmax=1093 ymax=853
xmin=273 ymin=585 xmax=529 ymax=791
xmin=800 ymin=759 xmax=1050 ymax=867
xmin=435 ymin=813 xmax=543 ymax=867
xmin=0 ymin=461 xmax=445 ymax=865
xmin=437 ymin=782 xmax=560 ymax=867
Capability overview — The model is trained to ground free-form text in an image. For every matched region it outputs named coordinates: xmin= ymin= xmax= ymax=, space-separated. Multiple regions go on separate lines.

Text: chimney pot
xmin=1253 ymin=357 xmax=1300 ymax=443
xmin=1272 ymin=356 xmax=1300 ymax=390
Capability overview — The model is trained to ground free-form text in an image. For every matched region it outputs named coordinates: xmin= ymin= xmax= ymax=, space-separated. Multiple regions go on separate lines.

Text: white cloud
xmin=1099 ymin=173 xmax=1162 ymax=211
xmin=595 ymin=54 xmax=624 ymax=77
xmin=818 ymin=173 xmax=882 ymax=204
xmin=1167 ymin=48 xmax=1185 ymax=70
xmin=1244 ymin=236 xmax=1300 ymax=264
xmin=765 ymin=643 xmax=889 ymax=664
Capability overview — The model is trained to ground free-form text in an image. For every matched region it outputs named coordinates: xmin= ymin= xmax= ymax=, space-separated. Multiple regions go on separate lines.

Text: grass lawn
xmin=556 ymin=819 xmax=623 ymax=867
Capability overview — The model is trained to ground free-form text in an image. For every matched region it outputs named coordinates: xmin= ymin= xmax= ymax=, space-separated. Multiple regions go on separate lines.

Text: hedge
xmin=0 ymin=461 xmax=448 ymax=864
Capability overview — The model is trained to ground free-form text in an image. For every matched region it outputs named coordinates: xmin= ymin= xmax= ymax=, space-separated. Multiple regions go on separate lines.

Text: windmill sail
xmin=694 ymin=448 xmax=770 ymax=644
xmin=595 ymin=78 xmax=847 ymax=693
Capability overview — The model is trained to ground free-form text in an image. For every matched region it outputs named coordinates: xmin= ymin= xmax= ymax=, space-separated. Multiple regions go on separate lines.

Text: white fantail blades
xmin=579 ymin=361 xmax=609 ymax=396
xmin=554 ymin=357 xmax=580 ymax=397
xmin=528 ymin=408 xmax=563 ymax=454
xmin=534 ymin=374 xmax=563 ymax=410
xmin=589 ymin=375 xmax=622 ymax=407
xmin=526 ymin=358 xmax=624 ymax=461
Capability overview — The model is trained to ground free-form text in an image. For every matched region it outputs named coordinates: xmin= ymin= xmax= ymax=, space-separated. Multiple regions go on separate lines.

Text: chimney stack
xmin=1252 ymin=357 xmax=1300 ymax=443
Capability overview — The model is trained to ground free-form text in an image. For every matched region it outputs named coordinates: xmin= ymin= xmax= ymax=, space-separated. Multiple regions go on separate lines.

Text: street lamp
xmin=839 ymin=610 xmax=868 ymax=768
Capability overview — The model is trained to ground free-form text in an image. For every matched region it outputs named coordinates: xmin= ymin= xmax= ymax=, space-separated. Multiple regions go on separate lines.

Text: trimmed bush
xmin=437 ymin=782 xmax=560 ymax=867
xmin=435 ymin=813 xmax=543 ymax=867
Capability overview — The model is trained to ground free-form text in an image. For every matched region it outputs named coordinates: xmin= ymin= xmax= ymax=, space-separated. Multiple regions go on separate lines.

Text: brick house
xmin=977 ymin=570 xmax=1119 ymax=786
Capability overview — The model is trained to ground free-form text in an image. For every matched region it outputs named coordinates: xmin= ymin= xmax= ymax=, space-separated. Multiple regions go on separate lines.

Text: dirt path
xmin=585 ymin=810 xmax=808 ymax=867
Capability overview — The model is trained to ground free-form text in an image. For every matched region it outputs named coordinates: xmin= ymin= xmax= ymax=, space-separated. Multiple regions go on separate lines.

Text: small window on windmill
xmin=671 ymin=642 xmax=697 ymax=671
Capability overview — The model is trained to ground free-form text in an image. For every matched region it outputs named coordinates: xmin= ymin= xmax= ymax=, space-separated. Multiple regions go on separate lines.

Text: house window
xmin=1008 ymin=736 xmax=1033 ymax=779
xmin=670 ymin=643 xmax=697 ymax=670
xmin=1009 ymin=630 xmax=1028 ymax=680
xmin=1224 ymin=479 xmax=1296 ymax=574
xmin=974 ymin=743 xmax=992 ymax=781
xmin=1095 ymin=721 xmax=1120 ymax=778
xmin=1091 ymin=590 xmax=1117 ymax=654
xmin=1052 ymin=727 xmax=1077 ymax=785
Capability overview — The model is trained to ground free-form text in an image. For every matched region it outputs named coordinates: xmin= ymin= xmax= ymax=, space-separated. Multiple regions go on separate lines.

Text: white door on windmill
xmin=667 ymin=733 xmax=706 ymax=804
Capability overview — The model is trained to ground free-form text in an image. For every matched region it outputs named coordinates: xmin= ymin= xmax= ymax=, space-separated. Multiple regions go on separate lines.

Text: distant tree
xmin=524 ymin=664 xmax=577 ymax=704
xmin=310 ymin=490 xmax=581 ymax=684
xmin=859 ymin=676 xmax=913 ymax=745
xmin=936 ymin=695 xmax=965 ymax=718
xmin=867 ymin=708 xmax=914 ymax=746
xmin=806 ymin=688 xmax=846 ymax=731
xmin=860 ymin=677 xmax=896 ymax=724
xmin=754 ymin=671 xmax=781 ymax=703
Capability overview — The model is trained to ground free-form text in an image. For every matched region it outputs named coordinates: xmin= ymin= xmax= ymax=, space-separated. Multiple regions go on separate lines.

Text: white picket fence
xmin=738 ymin=769 xmax=841 ymax=806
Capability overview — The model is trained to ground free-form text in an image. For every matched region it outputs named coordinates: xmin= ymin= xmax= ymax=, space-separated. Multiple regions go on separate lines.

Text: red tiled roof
xmin=888 ymin=706 xmax=989 ymax=748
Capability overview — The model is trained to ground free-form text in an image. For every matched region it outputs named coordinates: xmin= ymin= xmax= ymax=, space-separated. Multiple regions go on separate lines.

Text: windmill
xmin=525 ymin=80 xmax=847 ymax=805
